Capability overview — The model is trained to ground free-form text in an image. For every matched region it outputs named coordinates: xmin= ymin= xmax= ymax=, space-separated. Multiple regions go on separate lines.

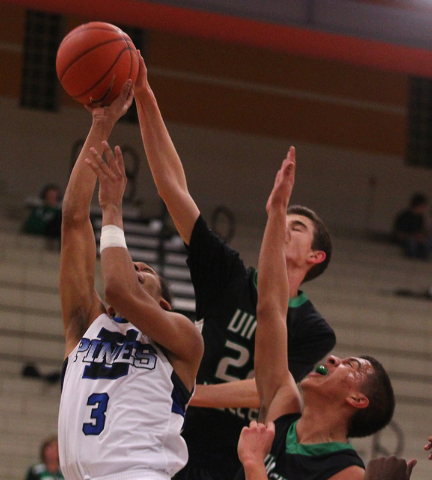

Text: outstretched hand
xmin=85 ymin=141 xmax=127 ymax=213
xmin=364 ymin=456 xmax=417 ymax=480
xmin=134 ymin=50 xmax=151 ymax=95
xmin=266 ymin=146 xmax=296 ymax=214
xmin=86 ymin=79 xmax=134 ymax=125
xmin=238 ymin=421 xmax=275 ymax=467
xmin=424 ymin=435 xmax=432 ymax=459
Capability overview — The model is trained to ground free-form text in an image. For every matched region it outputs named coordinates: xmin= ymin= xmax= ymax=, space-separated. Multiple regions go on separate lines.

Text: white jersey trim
xmin=90 ymin=469 xmax=170 ymax=480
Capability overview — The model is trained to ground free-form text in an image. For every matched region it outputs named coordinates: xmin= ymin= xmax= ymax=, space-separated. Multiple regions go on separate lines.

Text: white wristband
xmin=100 ymin=225 xmax=127 ymax=252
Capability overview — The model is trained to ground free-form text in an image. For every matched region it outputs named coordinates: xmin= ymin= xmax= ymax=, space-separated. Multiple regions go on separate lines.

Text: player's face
xmin=133 ymin=262 xmax=161 ymax=300
xmin=284 ymin=214 xmax=316 ymax=266
xmin=301 ymin=355 xmax=374 ymax=399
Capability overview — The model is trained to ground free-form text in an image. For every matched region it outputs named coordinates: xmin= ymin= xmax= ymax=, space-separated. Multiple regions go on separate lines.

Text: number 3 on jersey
xmin=83 ymin=393 xmax=109 ymax=435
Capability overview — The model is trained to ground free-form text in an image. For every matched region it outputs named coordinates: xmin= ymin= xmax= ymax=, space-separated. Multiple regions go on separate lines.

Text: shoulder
xmin=187 ymin=215 xmax=241 ymax=261
xmin=171 ymin=312 xmax=202 ymax=339
xmin=288 ymin=292 xmax=333 ymax=331
xmin=272 ymin=413 xmax=302 ymax=439
xmin=328 ymin=465 xmax=365 ymax=480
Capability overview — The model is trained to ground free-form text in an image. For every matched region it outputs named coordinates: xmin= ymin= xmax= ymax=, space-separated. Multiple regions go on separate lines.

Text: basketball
xmin=56 ymin=22 xmax=139 ymax=106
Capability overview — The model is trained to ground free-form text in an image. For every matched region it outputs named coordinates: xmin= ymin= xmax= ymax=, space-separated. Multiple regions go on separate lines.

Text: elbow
xmin=156 ymin=182 xmax=178 ymax=204
xmin=256 ymin=301 xmax=274 ymax=322
xmin=61 ymin=201 xmax=88 ymax=227
xmin=190 ymin=333 xmax=204 ymax=365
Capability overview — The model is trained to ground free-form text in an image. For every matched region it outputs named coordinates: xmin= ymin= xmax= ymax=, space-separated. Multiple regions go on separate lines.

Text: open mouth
xmin=315 ymin=365 xmax=328 ymax=376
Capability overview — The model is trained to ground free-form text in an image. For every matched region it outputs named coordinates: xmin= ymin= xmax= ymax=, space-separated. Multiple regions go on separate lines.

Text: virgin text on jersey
xmin=227 ymin=309 xmax=257 ymax=339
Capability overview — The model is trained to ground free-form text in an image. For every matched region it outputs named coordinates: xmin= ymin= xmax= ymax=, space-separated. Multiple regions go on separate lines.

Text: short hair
xmin=158 ymin=273 xmax=173 ymax=308
xmin=347 ymin=355 xmax=395 ymax=438
xmin=40 ymin=183 xmax=61 ymax=202
xmin=287 ymin=205 xmax=332 ymax=283
xmin=40 ymin=434 xmax=58 ymax=463
xmin=410 ymin=193 xmax=427 ymax=208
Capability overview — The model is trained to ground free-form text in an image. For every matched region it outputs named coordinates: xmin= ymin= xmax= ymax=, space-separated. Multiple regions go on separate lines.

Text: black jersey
xmin=252 ymin=413 xmax=364 ymax=480
xmin=178 ymin=216 xmax=336 ymax=479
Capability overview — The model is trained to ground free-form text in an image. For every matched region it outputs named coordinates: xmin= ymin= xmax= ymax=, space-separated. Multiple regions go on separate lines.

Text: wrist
xmin=100 ymin=225 xmax=127 ymax=252
xmin=101 ymin=204 xmax=123 ymax=227
xmin=241 ymin=456 xmax=266 ymax=474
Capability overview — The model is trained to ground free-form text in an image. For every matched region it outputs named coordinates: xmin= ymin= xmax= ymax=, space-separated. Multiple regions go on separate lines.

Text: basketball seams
xmin=73 ymin=47 xmax=135 ymax=102
xmin=60 ymin=24 xmax=124 ymax=44
xmin=57 ymin=22 xmax=138 ymax=106
xmin=58 ymin=38 xmax=130 ymax=81
xmin=121 ymin=33 xmax=136 ymax=81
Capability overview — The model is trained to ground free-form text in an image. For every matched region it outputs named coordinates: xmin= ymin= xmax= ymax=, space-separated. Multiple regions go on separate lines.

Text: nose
xmin=327 ymin=355 xmax=341 ymax=367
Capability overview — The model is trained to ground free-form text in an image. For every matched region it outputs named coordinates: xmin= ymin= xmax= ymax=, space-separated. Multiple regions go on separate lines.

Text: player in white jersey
xmin=58 ymin=81 xmax=204 ymax=480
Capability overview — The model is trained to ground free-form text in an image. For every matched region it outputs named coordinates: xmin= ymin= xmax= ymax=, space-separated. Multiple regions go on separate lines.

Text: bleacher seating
xmin=0 ymin=212 xmax=431 ymax=479
xmin=90 ymin=206 xmax=196 ymax=317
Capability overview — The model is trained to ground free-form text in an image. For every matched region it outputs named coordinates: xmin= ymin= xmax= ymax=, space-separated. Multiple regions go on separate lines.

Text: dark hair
xmin=40 ymin=435 xmax=58 ymax=463
xmin=287 ymin=205 xmax=332 ymax=282
xmin=347 ymin=355 xmax=395 ymax=438
xmin=40 ymin=184 xmax=62 ymax=202
xmin=410 ymin=193 xmax=427 ymax=208
xmin=158 ymin=273 xmax=173 ymax=308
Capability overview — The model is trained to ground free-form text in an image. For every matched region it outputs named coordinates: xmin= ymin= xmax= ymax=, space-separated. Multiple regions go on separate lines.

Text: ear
xmin=345 ymin=392 xmax=369 ymax=410
xmin=159 ymin=298 xmax=172 ymax=312
xmin=307 ymin=250 xmax=326 ymax=266
xmin=107 ymin=306 xmax=116 ymax=318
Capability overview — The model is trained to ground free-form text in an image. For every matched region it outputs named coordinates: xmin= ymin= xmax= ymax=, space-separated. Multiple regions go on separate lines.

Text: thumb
xmin=406 ymin=459 xmax=417 ymax=478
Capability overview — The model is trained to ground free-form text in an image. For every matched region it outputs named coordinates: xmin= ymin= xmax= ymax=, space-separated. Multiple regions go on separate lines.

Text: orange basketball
xmin=56 ymin=22 xmax=139 ymax=106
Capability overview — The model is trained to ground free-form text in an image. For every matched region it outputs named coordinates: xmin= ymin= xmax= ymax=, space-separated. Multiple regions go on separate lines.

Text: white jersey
xmin=58 ymin=313 xmax=191 ymax=480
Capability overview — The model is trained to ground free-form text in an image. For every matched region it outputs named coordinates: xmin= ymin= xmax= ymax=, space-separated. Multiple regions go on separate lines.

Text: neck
xmin=296 ymin=403 xmax=348 ymax=444
xmin=287 ymin=266 xmax=306 ymax=298
xmin=45 ymin=460 xmax=58 ymax=473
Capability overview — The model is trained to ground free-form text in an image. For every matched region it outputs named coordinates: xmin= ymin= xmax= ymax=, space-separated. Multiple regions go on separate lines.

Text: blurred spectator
xmin=23 ymin=184 xmax=62 ymax=250
xmin=24 ymin=435 xmax=64 ymax=480
xmin=392 ymin=193 xmax=432 ymax=260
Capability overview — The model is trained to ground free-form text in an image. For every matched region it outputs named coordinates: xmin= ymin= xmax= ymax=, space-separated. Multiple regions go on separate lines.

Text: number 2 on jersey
xmin=215 ymin=340 xmax=251 ymax=382
xmin=83 ymin=393 xmax=109 ymax=435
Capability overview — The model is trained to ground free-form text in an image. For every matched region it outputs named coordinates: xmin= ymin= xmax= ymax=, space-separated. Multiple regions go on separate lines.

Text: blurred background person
xmin=22 ymin=184 xmax=62 ymax=250
xmin=392 ymin=192 xmax=432 ymax=260
xmin=24 ymin=435 xmax=64 ymax=480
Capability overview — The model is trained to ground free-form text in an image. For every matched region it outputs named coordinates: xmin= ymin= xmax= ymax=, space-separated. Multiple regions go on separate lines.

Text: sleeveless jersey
xmin=236 ymin=413 xmax=365 ymax=480
xmin=176 ymin=216 xmax=336 ymax=479
xmin=58 ymin=313 xmax=191 ymax=480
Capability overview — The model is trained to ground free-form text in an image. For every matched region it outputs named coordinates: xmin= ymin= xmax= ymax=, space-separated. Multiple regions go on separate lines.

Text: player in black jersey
xmin=134 ymin=54 xmax=335 ymax=480
xmin=237 ymin=150 xmax=395 ymax=480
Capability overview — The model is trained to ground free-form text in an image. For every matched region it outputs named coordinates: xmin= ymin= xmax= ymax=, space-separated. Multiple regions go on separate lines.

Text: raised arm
xmin=134 ymin=53 xmax=200 ymax=244
xmin=86 ymin=143 xmax=203 ymax=391
xmin=255 ymin=147 xmax=302 ymax=423
xmin=60 ymin=81 xmax=133 ymax=358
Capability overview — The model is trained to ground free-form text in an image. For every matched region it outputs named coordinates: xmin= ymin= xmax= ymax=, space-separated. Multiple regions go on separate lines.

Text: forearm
xmin=134 ymin=86 xmax=199 ymax=242
xmin=63 ymin=119 xmax=114 ymax=219
xmin=135 ymin=87 xmax=188 ymax=197
xmin=255 ymin=209 xmax=289 ymax=406
xmin=190 ymin=379 xmax=260 ymax=409
xmin=255 ymin=154 xmax=294 ymax=414
xmin=257 ymin=207 xmax=289 ymax=318
xmin=242 ymin=459 xmax=269 ymax=480
xmin=100 ymin=207 xmax=137 ymax=300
